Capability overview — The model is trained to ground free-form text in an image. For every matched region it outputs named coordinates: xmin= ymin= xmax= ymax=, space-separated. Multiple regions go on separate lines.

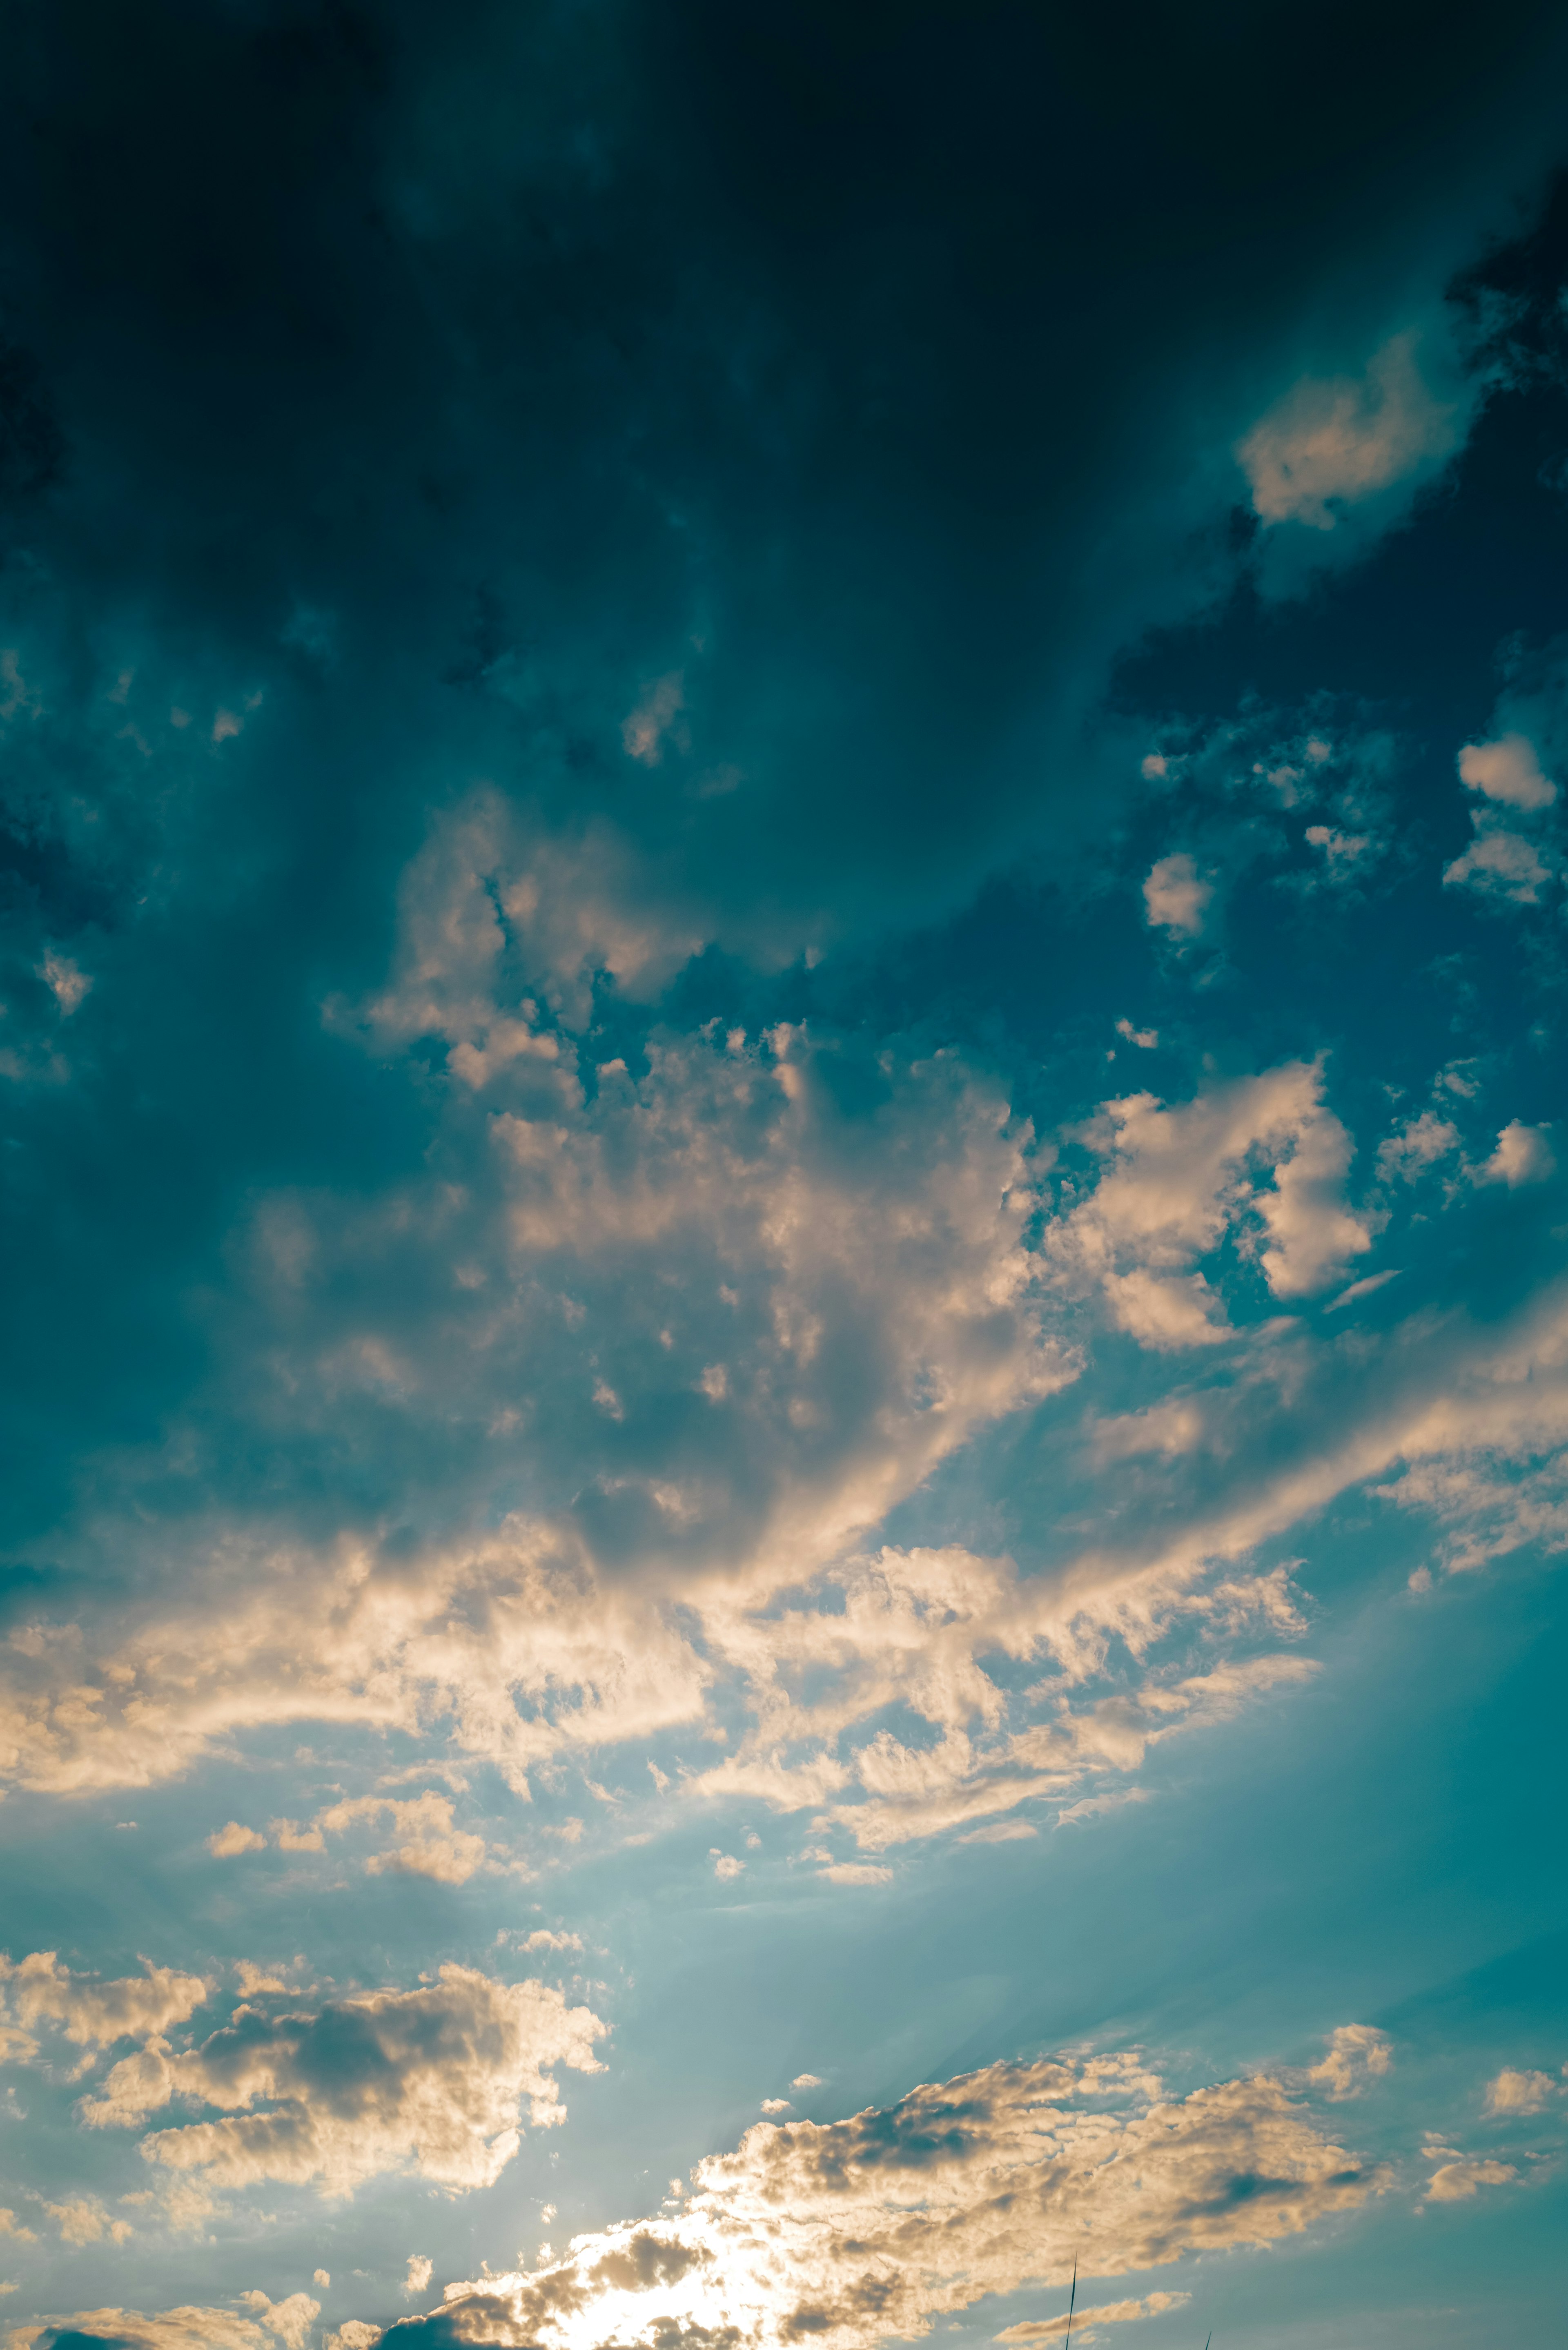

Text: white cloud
xmin=1292 ymin=2024 xmax=1393 ymax=2101
xmin=208 ymin=1822 xmax=266 ymax=1857
xmin=0 ymin=1951 xmax=209 ymax=2056
xmin=760 ymin=2098 xmax=791 ymax=2114
xmin=996 ymin=2292 xmax=1191 ymax=2339
xmin=1443 ymin=818 xmax=1551 ymax=903
xmin=381 ymin=2052 xmax=1383 ymax=2350
xmin=1458 ymin=733 xmax=1557 ymax=810
xmin=711 ymin=1853 xmax=745 ymax=1882
xmin=790 ymin=2074 xmax=822 ymax=2090
xmin=1051 ymin=1060 xmax=1371 ymax=1344
xmin=1141 ymin=853 xmax=1211 ymax=937
xmin=332 ymin=786 xmax=706 ymax=1039
xmin=1237 ymin=332 xmax=1458 ymax=530
xmin=44 ymin=2197 xmax=134 ymax=2245
xmin=403 ymin=2255 xmax=434 ymax=2298
xmin=239 ymin=2291 xmax=323 ymax=2348
xmin=1376 ymin=1112 xmax=1459 ymax=1181
xmin=1423 ymin=2157 xmax=1518 ymax=2203
xmin=0 ymin=2210 xmax=36 ymax=2243
xmin=314 ymin=1792 xmax=488 ymax=1885
xmin=82 ymin=1965 xmax=606 ymax=2196
xmin=1484 ymin=2067 xmax=1559 ymax=2116
xmin=1475 ymin=1121 xmax=1555 ymax=1188
xmin=8 ymin=2312 xmax=272 ymax=2350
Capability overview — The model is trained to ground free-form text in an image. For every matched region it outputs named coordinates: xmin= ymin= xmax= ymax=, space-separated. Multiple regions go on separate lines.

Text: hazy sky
xmin=2 ymin=5 xmax=1567 ymax=2348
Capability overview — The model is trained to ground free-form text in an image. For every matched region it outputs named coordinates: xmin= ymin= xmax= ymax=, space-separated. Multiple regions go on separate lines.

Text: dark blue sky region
xmin=1 ymin=7 xmax=1567 ymax=2350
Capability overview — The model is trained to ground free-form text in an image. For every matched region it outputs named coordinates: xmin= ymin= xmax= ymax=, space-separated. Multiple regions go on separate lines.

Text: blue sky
xmin=2 ymin=4 xmax=1567 ymax=2347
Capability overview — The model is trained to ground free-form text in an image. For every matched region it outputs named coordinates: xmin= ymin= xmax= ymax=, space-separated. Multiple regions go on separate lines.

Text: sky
xmin=1 ymin=2 xmax=1567 ymax=2345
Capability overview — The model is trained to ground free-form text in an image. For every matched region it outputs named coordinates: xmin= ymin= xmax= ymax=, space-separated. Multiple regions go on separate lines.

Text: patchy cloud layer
xmin=367 ymin=2051 xmax=1382 ymax=2350
xmin=4 ymin=7 xmax=1568 ymax=2344
xmin=56 ymin=1965 xmax=607 ymax=2195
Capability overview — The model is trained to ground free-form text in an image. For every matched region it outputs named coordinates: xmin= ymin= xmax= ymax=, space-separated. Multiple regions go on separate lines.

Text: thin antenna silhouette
xmin=1062 ymin=2257 xmax=1077 ymax=2350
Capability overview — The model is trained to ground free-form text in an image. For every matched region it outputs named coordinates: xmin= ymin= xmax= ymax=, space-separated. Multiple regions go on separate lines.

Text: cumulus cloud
xmin=0 ymin=1951 xmax=209 ymax=2058
xmin=1458 ymin=732 xmax=1556 ymax=809
xmin=1051 ymin=1059 xmax=1371 ymax=1345
xmin=1290 ymin=2024 xmax=1393 ymax=2101
xmin=330 ymin=786 xmax=707 ymax=1041
xmin=403 ymin=2257 xmax=434 ymax=2299
xmin=239 ymin=2292 xmax=323 ymax=2348
xmin=1423 ymin=2156 xmax=1518 ymax=2203
xmin=44 ymin=2196 xmax=134 ymax=2245
xmin=313 ymin=1793 xmax=488 ymax=1885
xmin=1238 ymin=332 xmax=1458 ymax=530
xmin=1443 ymin=819 xmax=1552 ymax=903
xmin=1484 ymin=2067 xmax=1560 ymax=2115
xmin=81 ymin=1966 xmax=605 ymax=2196
xmin=1376 ymin=1112 xmax=1459 ymax=1181
xmin=1474 ymin=1121 xmax=1555 ymax=1188
xmin=1141 ymin=853 xmax=1211 ymax=937
xmin=375 ymin=2053 xmax=1382 ymax=2350
xmin=209 ymin=1822 xmax=267 ymax=1857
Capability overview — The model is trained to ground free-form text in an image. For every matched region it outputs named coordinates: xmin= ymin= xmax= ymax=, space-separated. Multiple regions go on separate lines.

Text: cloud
xmin=313 ymin=1793 xmax=488 ymax=1886
xmin=1141 ymin=854 xmax=1211 ymax=938
xmin=0 ymin=1023 xmax=1077 ymax=1808
xmin=1484 ymin=2067 xmax=1560 ymax=2115
xmin=44 ymin=2198 xmax=134 ymax=2246
xmin=622 ymin=673 xmax=688 ymax=768
xmin=239 ymin=2293 xmax=322 ymax=2349
xmin=1443 ymin=818 xmax=1552 ymax=903
xmin=995 ymin=2292 xmax=1190 ymax=2339
xmin=81 ymin=1965 xmax=606 ymax=2196
xmin=790 ymin=2076 xmax=822 ymax=2091
xmin=1051 ymin=1059 xmax=1371 ymax=1345
xmin=403 ymin=2258 xmax=434 ymax=2299
xmin=1237 ymin=333 xmax=1458 ymax=531
xmin=711 ymin=1853 xmax=745 ymax=1882
xmin=0 ymin=1952 xmax=209 ymax=2056
xmin=208 ymin=1823 xmax=266 ymax=1857
xmin=1376 ymin=1112 xmax=1458 ymax=1181
xmin=1458 ymin=733 xmax=1557 ymax=810
xmin=1290 ymin=2024 xmax=1393 ymax=2101
xmin=375 ymin=2052 xmax=1383 ymax=2350
xmin=760 ymin=2099 xmax=791 ymax=2114
xmin=0 ymin=2210 xmax=36 ymax=2243
xmin=1475 ymin=1121 xmax=1555 ymax=1188
xmin=9 ymin=2313 xmax=272 ymax=2350
xmin=1423 ymin=2157 xmax=1518 ymax=2203
xmin=37 ymin=951 xmax=91 ymax=1016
